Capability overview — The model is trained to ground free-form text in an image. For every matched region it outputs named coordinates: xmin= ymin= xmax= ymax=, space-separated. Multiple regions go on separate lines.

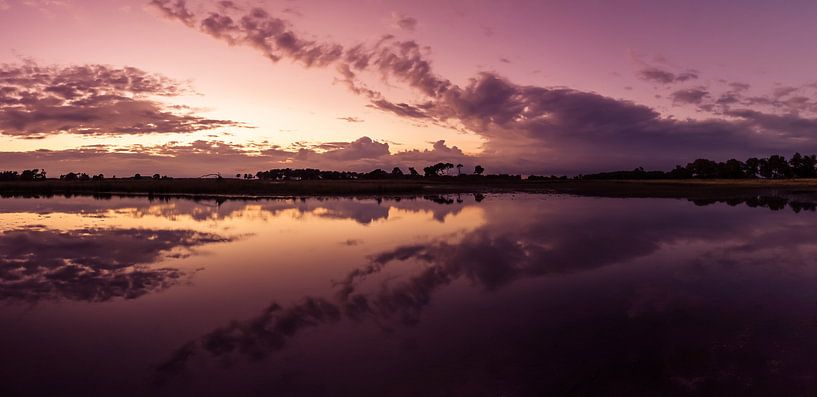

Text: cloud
xmin=150 ymin=1 xmax=449 ymax=98
xmin=195 ymin=6 xmax=344 ymax=67
xmin=0 ymin=136 xmax=475 ymax=176
xmin=0 ymin=61 xmax=245 ymax=137
xmin=139 ymin=1 xmax=817 ymax=174
xmin=729 ymin=82 xmax=750 ymax=92
xmin=671 ymin=88 xmax=709 ymax=105
xmin=149 ymin=0 xmax=195 ymax=27
xmin=337 ymin=116 xmax=363 ymax=123
xmin=322 ymin=136 xmax=389 ymax=160
xmin=636 ymin=66 xmax=699 ymax=84
xmin=391 ymin=12 xmax=417 ymax=31
xmin=368 ymin=99 xmax=430 ymax=118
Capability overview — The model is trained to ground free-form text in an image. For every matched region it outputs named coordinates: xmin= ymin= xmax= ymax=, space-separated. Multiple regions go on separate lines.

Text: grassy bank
xmin=4 ymin=178 xmax=817 ymax=201
xmin=0 ymin=178 xmax=525 ymax=198
xmin=536 ymin=178 xmax=817 ymax=200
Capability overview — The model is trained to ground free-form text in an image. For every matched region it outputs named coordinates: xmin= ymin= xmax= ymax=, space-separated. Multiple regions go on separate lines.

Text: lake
xmin=1 ymin=193 xmax=817 ymax=396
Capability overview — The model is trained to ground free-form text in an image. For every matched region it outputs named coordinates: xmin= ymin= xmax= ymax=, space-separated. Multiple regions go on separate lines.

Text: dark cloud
xmin=0 ymin=226 xmax=231 ymax=302
xmin=637 ymin=67 xmax=678 ymax=84
xmin=194 ymin=5 xmax=344 ymax=67
xmin=729 ymin=82 xmax=751 ymax=92
xmin=0 ymin=61 xmax=244 ymax=137
xmin=319 ymin=136 xmax=390 ymax=160
xmin=392 ymin=12 xmax=417 ymax=31
xmin=671 ymin=88 xmax=709 ymax=105
xmin=715 ymin=82 xmax=817 ymax=115
xmin=636 ymin=66 xmax=699 ymax=84
xmin=149 ymin=0 xmax=195 ymax=27
xmin=368 ymin=99 xmax=430 ymax=118
xmin=674 ymin=69 xmax=699 ymax=82
xmin=724 ymin=109 xmax=817 ymax=139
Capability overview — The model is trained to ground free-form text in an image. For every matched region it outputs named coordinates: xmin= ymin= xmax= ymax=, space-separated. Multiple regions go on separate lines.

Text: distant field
xmin=0 ymin=178 xmax=524 ymax=197
xmin=537 ymin=179 xmax=817 ymax=201
xmin=3 ymin=178 xmax=817 ymax=201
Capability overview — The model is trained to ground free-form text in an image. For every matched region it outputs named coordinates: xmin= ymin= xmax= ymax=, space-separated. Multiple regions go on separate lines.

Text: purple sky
xmin=2 ymin=0 xmax=817 ymax=176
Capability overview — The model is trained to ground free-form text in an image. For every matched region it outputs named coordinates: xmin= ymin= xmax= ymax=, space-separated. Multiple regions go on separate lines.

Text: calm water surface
xmin=1 ymin=194 xmax=817 ymax=396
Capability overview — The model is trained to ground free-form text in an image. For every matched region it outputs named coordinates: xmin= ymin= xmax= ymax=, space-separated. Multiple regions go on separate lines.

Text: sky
xmin=2 ymin=0 xmax=817 ymax=176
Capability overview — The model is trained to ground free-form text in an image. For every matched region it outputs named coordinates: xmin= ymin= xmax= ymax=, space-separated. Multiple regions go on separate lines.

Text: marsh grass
xmin=3 ymin=178 xmax=817 ymax=201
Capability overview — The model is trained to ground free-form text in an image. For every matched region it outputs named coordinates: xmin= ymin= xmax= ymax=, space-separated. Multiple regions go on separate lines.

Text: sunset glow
xmin=3 ymin=0 xmax=817 ymax=176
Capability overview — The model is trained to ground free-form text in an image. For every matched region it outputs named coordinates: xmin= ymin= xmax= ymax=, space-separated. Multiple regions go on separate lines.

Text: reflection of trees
xmin=0 ymin=195 xmax=480 ymax=224
xmin=142 ymin=197 xmax=474 ymax=224
xmin=0 ymin=227 xmax=230 ymax=302
xmin=690 ymin=196 xmax=817 ymax=212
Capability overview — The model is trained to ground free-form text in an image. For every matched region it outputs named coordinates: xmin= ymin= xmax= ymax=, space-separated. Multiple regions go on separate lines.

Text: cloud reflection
xmin=154 ymin=197 xmax=817 ymax=394
xmin=0 ymin=227 xmax=230 ymax=302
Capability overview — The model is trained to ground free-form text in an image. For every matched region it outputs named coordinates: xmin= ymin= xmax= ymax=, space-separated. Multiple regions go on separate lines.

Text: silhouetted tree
xmin=423 ymin=162 xmax=454 ymax=177
xmin=721 ymin=159 xmax=747 ymax=178
xmin=456 ymin=163 xmax=463 ymax=175
xmin=364 ymin=168 xmax=389 ymax=179
xmin=765 ymin=155 xmax=791 ymax=178
xmin=256 ymin=168 xmax=360 ymax=181
xmin=20 ymin=169 xmax=46 ymax=181
xmin=745 ymin=157 xmax=761 ymax=177
xmin=474 ymin=165 xmax=485 ymax=175
xmin=408 ymin=167 xmax=419 ymax=176
xmin=668 ymin=165 xmax=692 ymax=179
xmin=391 ymin=167 xmax=404 ymax=177
xmin=0 ymin=171 xmax=19 ymax=181
xmin=790 ymin=152 xmax=817 ymax=178
xmin=686 ymin=159 xmax=720 ymax=178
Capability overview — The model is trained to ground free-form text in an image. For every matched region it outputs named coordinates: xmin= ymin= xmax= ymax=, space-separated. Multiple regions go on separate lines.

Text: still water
xmin=1 ymin=194 xmax=817 ymax=396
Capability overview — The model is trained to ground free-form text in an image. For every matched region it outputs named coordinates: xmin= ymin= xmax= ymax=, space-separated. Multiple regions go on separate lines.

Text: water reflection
xmin=0 ymin=227 xmax=230 ymax=302
xmin=690 ymin=195 xmax=817 ymax=212
xmin=2 ymin=194 xmax=817 ymax=395
xmin=0 ymin=194 xmax=472 ymax=224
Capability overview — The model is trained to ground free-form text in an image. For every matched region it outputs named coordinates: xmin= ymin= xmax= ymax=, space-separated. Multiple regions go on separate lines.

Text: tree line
xmin=254 ymin=163 xmax=492 ymax=180
xmin=12 ymin=154 xmax=814 ymax=182
xmin=578 ymin=153 xmax=817 ymax=180
xmin=0 ymin=170 xmax=174 ymax=181
xmin=0 ymin=169 xmax=47 ymax=181
xmin=0 ymin=163 xmax=494 ymax=182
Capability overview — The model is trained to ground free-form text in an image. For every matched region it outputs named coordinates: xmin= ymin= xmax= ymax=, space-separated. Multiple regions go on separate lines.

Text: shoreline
xmin=3 ymin=178 xmax=817 ymax=202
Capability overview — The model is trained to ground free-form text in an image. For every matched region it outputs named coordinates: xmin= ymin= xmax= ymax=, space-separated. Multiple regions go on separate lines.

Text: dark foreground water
xmin=1 ymin=194 xmax=817 ymax=396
